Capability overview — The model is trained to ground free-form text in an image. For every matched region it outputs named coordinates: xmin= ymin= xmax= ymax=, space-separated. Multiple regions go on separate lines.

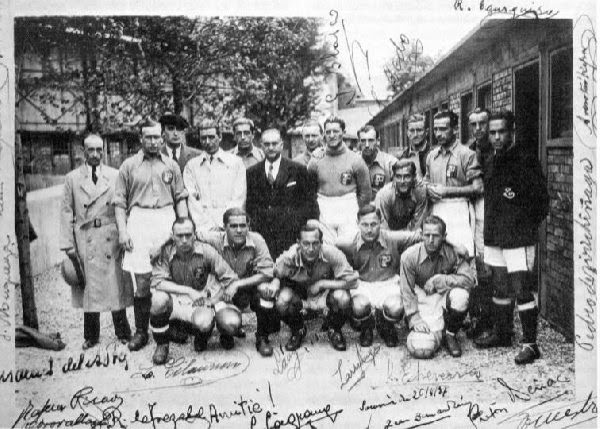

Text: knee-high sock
xmin=84 ymin=312 xmax=100 ymax=342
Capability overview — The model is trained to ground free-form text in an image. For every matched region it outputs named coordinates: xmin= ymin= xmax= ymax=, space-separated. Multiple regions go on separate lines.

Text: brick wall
xmin=543 ymin=148 xmax=574 ymax=339
xmin=492 ymin=68 xmax=512 ymax=110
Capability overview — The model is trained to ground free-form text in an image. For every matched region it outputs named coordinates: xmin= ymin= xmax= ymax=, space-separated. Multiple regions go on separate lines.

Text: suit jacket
xmin=161 ymin=144 xmax=203 ymax=173
xmin=59 ymin=164 xmax=133 ymax=312
xmin=246 ymin=157 xmax=319 ymax=258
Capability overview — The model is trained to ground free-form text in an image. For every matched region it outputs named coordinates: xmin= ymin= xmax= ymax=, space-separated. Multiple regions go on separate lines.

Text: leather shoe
xmin=82 ymin=339 xmax=98 ymax=350
xmin=444 ymin=333 xmax=462 ymax=357
xmin=127 ymin=330 xmax=149 ymax=351
xmin=474 ymin=331 xmax=512 ymax=348
xmin=285 ymin=327 xmax=306 ymax=351
xmin=255 ymin=335 xmax=273 ymax=357
xmin=152 ymin=343 xmax=170 ymax=365
xmin=328 ymin=329 xmax=347 ymax=351
xmin=194 ymin=333 xmax=209 ymax=352
xmin=220 ymin=334 xmax=235 ymax=350
xmin=359 ymin=327 xmax=374 ymax=347
xmin=515 ymin=344 xmax=541 ymax=365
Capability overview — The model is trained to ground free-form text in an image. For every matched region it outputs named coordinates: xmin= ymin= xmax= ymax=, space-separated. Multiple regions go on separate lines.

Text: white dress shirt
xmin=264 ymin=156 xmax=282 ymax=181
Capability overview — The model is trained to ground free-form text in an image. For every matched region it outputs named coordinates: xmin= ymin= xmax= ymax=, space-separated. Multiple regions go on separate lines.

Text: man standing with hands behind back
xmin=113 ymin=118 xmax=189 ymax=352
xmin=60 ymin=134 xmax=133 ymax=349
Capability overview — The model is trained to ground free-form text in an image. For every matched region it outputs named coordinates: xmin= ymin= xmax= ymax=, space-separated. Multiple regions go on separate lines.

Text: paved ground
xmin=11 ymin=265 xmax=578 ymax=429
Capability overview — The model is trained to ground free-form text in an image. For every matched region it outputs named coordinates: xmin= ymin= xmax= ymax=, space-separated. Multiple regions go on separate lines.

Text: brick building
xmin=369 ymin=20 xmax=573 ymax=339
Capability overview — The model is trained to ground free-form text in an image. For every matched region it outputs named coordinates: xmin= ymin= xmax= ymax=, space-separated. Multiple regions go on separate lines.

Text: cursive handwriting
xmin=386 ymin=358 xmax=482 ymax=385
xmin=62 ymin=348 xmax=129 ymax=374
xmin=575 ymin=15 xmax=597 ymax=140
xmin=0 ymin=233 xmax=17 ymax=342
xmin=262 ymin=404 xmax=343 ymax=429
xmin=273 ymin=346 xmax=302 ymax=380
xmin=0 ymin=357 xmax=53 ymax=383
xmin=360 ymin=385 xmax=448 ymax=412
xmin=333 ymin=344 xmax=381 ymax=391
xmin=495 ymin=373 xmax=571 ymax=402
xmin=574 ymin=157 xmax=597 ymax=352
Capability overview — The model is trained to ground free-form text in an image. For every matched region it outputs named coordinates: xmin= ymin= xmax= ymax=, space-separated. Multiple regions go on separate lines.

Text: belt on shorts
xmin=79 ymin=216 xmax=115 ymax=229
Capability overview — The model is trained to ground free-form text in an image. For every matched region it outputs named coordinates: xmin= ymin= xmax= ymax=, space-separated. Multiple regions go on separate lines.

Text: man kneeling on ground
xmin=149 ymin=217 xmax=239 ymax=365
xmin=400 ymin=215 xmax=475 ymax=359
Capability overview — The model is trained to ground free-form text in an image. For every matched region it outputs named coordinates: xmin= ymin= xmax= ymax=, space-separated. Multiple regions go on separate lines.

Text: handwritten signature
xmin=333 ymin=344 xmax=381 ymax=391
xmin=575 ymin=15 xmax=597 ymax=141
xmin=386 ymin=358 xmax=482 ymax=385
xmin=495 ymin=373 xmax=572 ymax=402
xmin=273 ymin=346 xmax=302 ymax=380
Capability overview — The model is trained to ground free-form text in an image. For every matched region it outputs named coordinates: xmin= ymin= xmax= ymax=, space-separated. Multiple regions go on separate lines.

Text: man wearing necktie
xmin=60 ymin=134 xmax=134 ymax=349
xmin=159 ymin=113 xmax=202 ymax=173
xmin=246 ymin=128 xmax=319 ymax=259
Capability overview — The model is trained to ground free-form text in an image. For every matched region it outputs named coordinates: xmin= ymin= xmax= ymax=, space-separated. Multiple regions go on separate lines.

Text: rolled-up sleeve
xmin=464 ymin=150 xmax=482 ymax=183
xmin=253 ymin=236 xmax=274 ymax=279
xmin=150 ymin=246 xmax=172 ymax=289
xmin=205 ymin=245 xmax=238 ymax=289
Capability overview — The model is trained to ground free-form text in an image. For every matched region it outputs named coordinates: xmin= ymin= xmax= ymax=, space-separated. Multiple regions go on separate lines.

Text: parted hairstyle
xmin=488 ymin=110 xmax=515 ymax=130
xmin=138 ymin=117 xmax=161 ymax=133
xmin=324 ymin=116 xmax=346 ymax=132
xmin=422 ymin=215 xmax=447 ymax=235
xmin=223 ymin=207 xmax=250 ymax=226
xmin=198 ymin=119 xmax=221 ymax=135
xmin=302 ymin=120 xmax=323 ymax=134
xmin=233 ymin=117 xmax=255 ymax=133
xmin=467 ymin=107 xmax=491 ymax=121
xmin=172 ymin=216 xmax=197 ymax=233
xmin=299 ymin=223 xmax=323 ymax=242
xmin=407 ymin=113 xmax=427 ymax=127
xmin=433 ymin=110 xmax=458 ymax=128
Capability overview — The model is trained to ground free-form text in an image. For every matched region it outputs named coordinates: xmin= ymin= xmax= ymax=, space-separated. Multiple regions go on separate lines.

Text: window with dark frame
xmin=477 ymin=83 xmax=492 ymax=109
xmin=550 ymin=47 xmax=573 ymax=140
xmin=460 ymin=92 xmax=474 ymax=144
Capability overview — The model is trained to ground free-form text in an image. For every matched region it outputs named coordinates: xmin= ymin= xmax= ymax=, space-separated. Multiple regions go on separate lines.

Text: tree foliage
xmin=383 ymin=36 xmax=434 ymax=96
xmin=15 ymin=16 xmax=331 ymax=135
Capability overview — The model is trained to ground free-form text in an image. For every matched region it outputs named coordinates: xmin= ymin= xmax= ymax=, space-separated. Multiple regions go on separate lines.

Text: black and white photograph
xmin=0 ymin=0 xmax=597 ymax=428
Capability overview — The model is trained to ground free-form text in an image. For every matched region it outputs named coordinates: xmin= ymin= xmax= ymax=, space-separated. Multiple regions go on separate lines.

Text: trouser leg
xmin=84 ymin=312 xmax=100 ymax=343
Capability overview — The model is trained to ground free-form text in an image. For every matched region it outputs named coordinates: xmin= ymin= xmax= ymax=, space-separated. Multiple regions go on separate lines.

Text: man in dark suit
xmin=159 ymin=113 xmax=203 ymax=173
xmin=246 ymin=128 xmax=319 ymax=259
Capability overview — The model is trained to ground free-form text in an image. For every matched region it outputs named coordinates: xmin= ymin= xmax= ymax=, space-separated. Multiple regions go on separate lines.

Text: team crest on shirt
xmin=162 ymin=170 xmax=174 ymax=184
xmin=372 ymin=174 xmax=385 ymax=189
xmin=340 ymin=171 xmax=353 ymax=185
xmin=193 ymin=266 xmax=205 ymax=279
xmin=446 ymin=164 xmax=457 ymax=178
xmin=503 ymin=187 xmax=515 ymax=199
xmin=379 ymin=253 xmax=392 ymax=268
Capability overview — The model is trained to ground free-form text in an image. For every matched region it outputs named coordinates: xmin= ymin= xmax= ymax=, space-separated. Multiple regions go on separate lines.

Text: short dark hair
xmin=302 ymin=120 xmax=323 ymax=134
xmin=422 ymin=215 xmax=446 ymax=235
xmin=172 ymin=217 xmax=196 ymax=233
xmin=357 ymin=204 xmax=381 ymax=220
xmin=489 ymin=110 xmax=515 ymax=130
xmin=139 ymin=117 xmax=160 ymax=133
xmin=198 ymin=119 xmax=221 ymax=135
xmin=407 ymin=113 xmax=427 ymax=127
xmin=299 ymin=223 xmax=323 ymax=242
xmin=433 ymin=110 xmax=458 ymax=128
xmin=392 ymin=159 xmax=417 ymax=176
xmin=467 ymin=107 xmax=491 ymax=121
xmin=233 ymin=117 xmax=255 ymax=133
xmin=357 ymin=125 xmax=379 ymax=140
xmin=159 ymin=113 xmax=189 ymax=131
xmin=223 ymin=207 xmax=249 ymax=226
xmin=324 ymin=116 xmax=346 ymax=132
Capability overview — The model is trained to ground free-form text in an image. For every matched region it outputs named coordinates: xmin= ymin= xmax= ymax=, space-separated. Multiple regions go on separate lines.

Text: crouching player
xmin=274 ymin=224 xmax=359 ymax=351
xmin=149 ymin=217 xmax=240 ymax=365
xmin=336 ymin=205 xmax=422 ymax=347
xmin=400 ymin=216 xmax=475 ymax=359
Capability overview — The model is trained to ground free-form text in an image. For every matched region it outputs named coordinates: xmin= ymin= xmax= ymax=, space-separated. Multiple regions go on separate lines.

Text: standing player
xmin=197 ymin=208 xmax=280 ymax=357
xmin=425 ymin=110 xmax=482 ymax=258
xmin=400 ymin=216 xmax=474 ymax=359
xmin=230 ymin=117 xmax=265 ymax=169
xmin=149 ymin=217 xmax=239 ymax=364
xmin=113 ymin=118 xmax=189 ymax=352
xmin=60 ymin=134 xmax=133 ymax=348
xmin=474 ymin=110 xmax=549 ymax=365
xmin=336 ymin=205 xmax=421 ymax=347
xmin=357 ymin=125 xmax=398 ymax=200
xmin=308 ymin=117 xmax=371 ymax=242
xmin=274 ymin=224 xmax=359 ymax=351
xmin=400 ymin=114 xmax=431 ymax=181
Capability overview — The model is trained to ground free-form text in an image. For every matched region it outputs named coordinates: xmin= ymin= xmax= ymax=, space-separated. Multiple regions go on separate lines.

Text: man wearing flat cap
xmin=159 ymin=113 xmax=203 ymax=173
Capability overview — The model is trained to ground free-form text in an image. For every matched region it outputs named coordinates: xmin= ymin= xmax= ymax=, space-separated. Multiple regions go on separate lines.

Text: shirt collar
xmin=85 ymin=162 xmax=102 ymax=175
xmin=137 ymin=149 xmax=167 ymax=165
xmin=265 ymin=155 xmax=282 ymax=171
xmin=417 ymin=241 xmax=449 ymax=265
xmin=223 ymin=233 xmax=255 ymax=250
xmin=233 ymin=145 xmax=260 ymax=158
xmin=435 ymin=139 xmax=460 ymax=158
xmin=355 ymin=232 xmax=388 ymax=252
xmin=166 ymin=240 xmax=206 ymax=262
xmin=201 ymin=148 xmax=226 ymax=164
xmin=293 ymin=244 xmax=328 ymax=268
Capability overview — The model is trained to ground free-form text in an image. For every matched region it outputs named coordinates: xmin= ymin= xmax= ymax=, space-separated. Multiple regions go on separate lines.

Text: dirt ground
xmin=11 ymin=264 xmax=579 ymax=429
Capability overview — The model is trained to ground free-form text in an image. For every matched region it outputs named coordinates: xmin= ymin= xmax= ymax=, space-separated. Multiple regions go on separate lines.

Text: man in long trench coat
xmin=60 ymin=134 xmax=133 ymax=349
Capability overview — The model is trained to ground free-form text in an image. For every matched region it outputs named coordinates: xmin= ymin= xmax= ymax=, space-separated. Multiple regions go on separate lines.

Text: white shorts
xmin=122 ymin=206 xmax=175 ymax=274
xmin=484 ymin=245 xmax=536 ymax=273
xmin=415 ymin=288 xmax=447 ymax=332
xmin=351 ymin=276 xmax=401 ymax=309
xmin=303 ymin=290 xmax=329 ymax=313
xmin=431 ymin=198 xmax=475 ymax=257
xmin=473 ymin=197 xmax=484 ymax=260
xmin=317 ymin=193 xmax=359 ymax=244
xmin=169 ymin=294 xmax=213 ymax=323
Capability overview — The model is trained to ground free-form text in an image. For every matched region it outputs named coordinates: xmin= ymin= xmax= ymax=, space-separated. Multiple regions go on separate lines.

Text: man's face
xmin=302 ymin=125 xmax=322 ymax=152
xmin=324 ymin=122 xmax=344 ymax=149
xmin=433 ymin=117 xmax=455 ymax=147
xmin=359 ymin=129 xmax=378 ymax=161
xmin=141 ymin=126 xmax=163 ymax=155
xmin=262 ymin=131 xmax=283 ymax=163
xmin=358 ymin=212 xmax=381 ymax=244
xmin=225 ymin=215 xmax=249 ymax=248
xmin=393 ymin=166 xmax=416 ymax=195
xmin=234 ymin=123 xmax=253 ymax=150
xmin=488 ymin=119 xmax=513 ymax=153
xmin=407 ymin=120 xmax=427 ymax=147
xmin=172 ymin=220 xmax=195 ymax=255
xmin=423 ymin=223 xmax=445 ymax=255
xmin=469 ymin=112 xmax=489 ymax=143
xmin=298 ymin=229 xmax=322 ymax=263
xmin=199 ymin=127 xmax=221 ymax=155
xmin=84 ymin=138 xmax=103 ymax=167
xmin=163 ymin=123 xmax=186 ymax=147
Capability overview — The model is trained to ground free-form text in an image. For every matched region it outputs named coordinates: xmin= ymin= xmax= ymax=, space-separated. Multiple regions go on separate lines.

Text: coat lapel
xmin=79 ymin=164 xmax=110 ymax=208
xmin=79 ymin=165 xmax=96 ymax=198
xmin=274 ymin=157 xmax=290 ymax=187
